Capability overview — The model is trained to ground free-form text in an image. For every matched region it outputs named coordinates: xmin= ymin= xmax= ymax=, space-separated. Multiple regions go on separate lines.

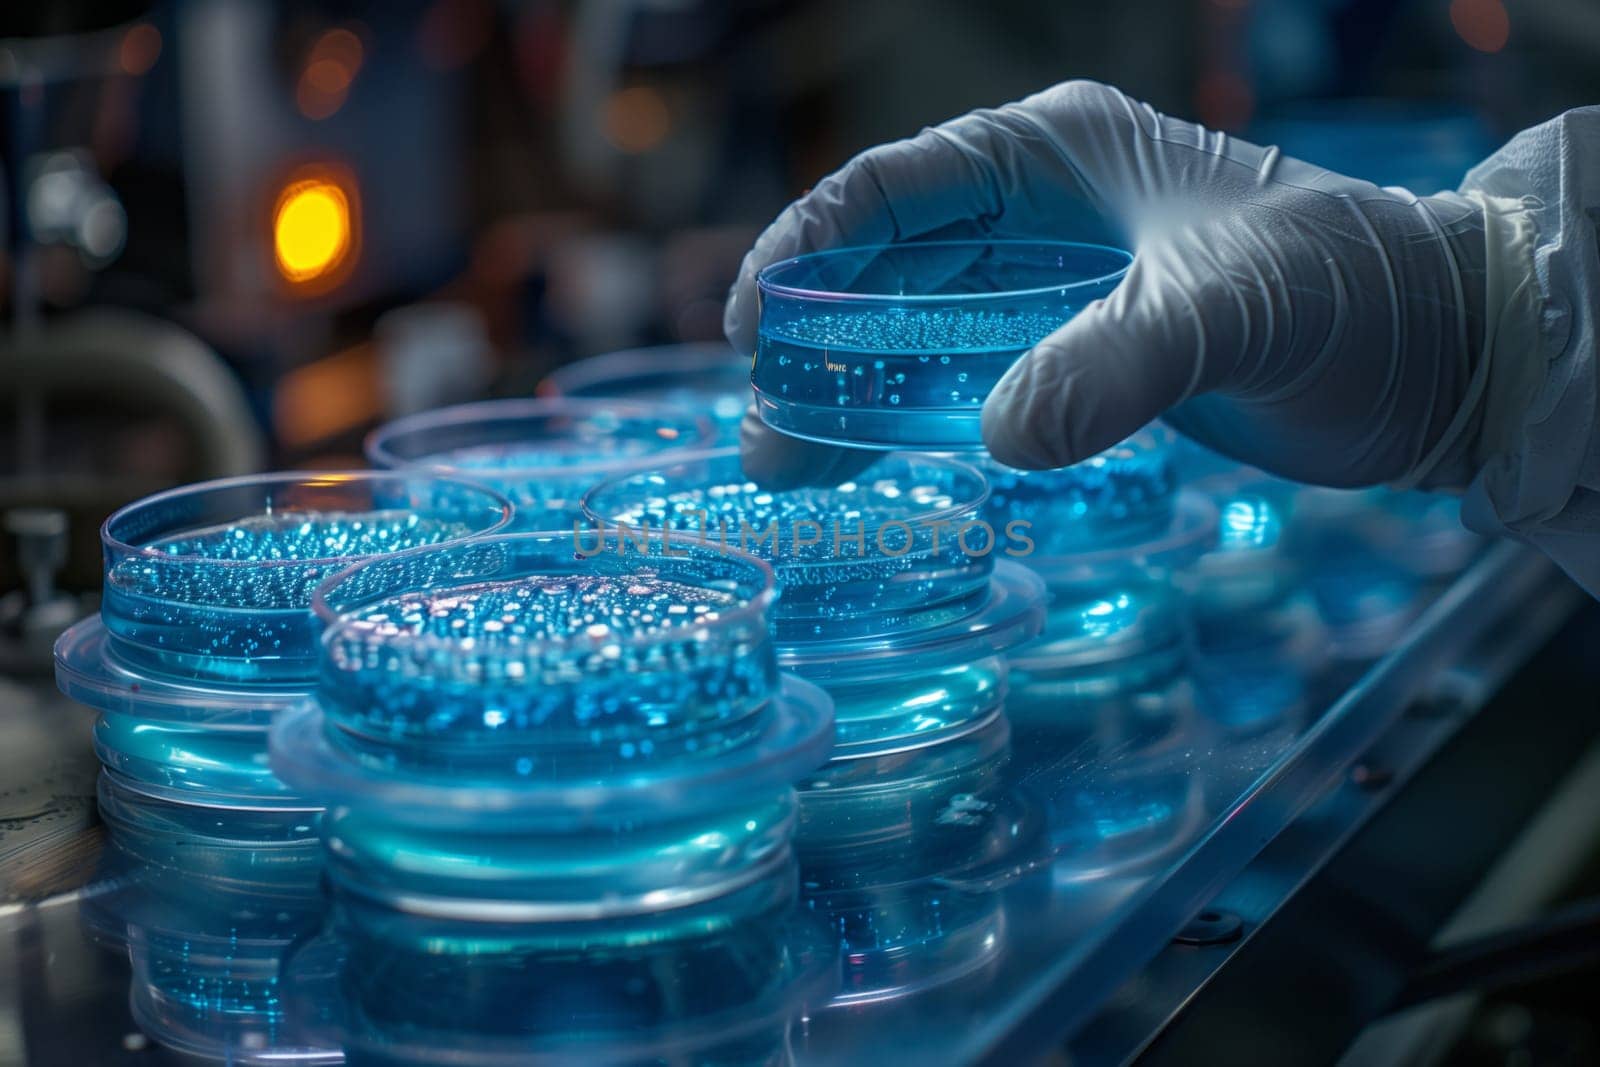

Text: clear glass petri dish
xmin=98 ymin=471 xmax=512 ymax=685
xmin=365 ymin=397 xmax=717 ymax=528
xmin=540 ymin=342 xmax=752 ymax=443
xmin=582 ymin=450 xmax=1047 ymax=755
xmin=56 ymin=616 xmax=312 ymax=806
xmin=754 ymin=240 xmax=1131 ymax=450
xmin=95 ymin=770 xmax=323 ymax=887
xmin=581 ymin=448 xmax=997 ymax=643
xmin=304 ymin=530 xmax=802 ymax=782
xmin=319 ymin=790 xmax=798 ymax=932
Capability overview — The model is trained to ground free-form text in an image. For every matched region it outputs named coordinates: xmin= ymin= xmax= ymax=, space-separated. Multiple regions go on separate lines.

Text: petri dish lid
xmin=582 ymin=446 xmax=990 ymax=542
xmin=269 ymin=674 xmax=835 ymax=830
xmin=541 ymin=342 xmax=749 ymax=399
xmin=55 ymin=615 xmax=311 ymax=720
xmin=365 ymin=396 xmax=718 ymax=482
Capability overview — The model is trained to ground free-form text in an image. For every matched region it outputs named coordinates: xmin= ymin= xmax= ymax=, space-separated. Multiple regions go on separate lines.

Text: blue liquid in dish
xmin=582 ymin=452 xmax=1045 ymax=763
xmin=102 ymin=510 xmax=474 ymax=683
xmin=754 ymin=309 xmax=1069 ymax=450
xmin=319 ymin=571 xmax=779 ymax=776
xmin=754 ymin=240 xmax=1130 ymax=450
xmin=584 ymin=453 xmax=994 ymax=643
xmin=365 ymin=399 xmax=716 ymax=529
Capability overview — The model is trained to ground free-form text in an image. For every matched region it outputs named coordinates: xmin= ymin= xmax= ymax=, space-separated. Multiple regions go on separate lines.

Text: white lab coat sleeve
xmin=1457 ymin=106 xmax=1600 ymax=594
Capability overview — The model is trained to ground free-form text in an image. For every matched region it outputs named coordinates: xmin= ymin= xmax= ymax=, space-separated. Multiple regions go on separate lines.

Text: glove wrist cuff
xmin=1393 ymin=192 xmax=1542 ymax=492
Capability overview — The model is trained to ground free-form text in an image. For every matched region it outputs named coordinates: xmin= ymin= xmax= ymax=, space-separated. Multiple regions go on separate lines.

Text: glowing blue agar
xmin=270 ymin=532 xmax=834 ymax=927
xmin=305 ymin=532 xmax=795 ymax=781
xmin=541 ymin=341 xmax=752 ymax=443
xmin=59 ymin=473 xmax=510 ymax=843
xmin=580 ymin=449 xmax=1047 ymax=759
xmin=97 ymin=472 xmax=512 ymax=685
xmin=754 ymin=240 xmax=1130 ymax=450
xmin=366 ymin=397 xmax=717 ymax=529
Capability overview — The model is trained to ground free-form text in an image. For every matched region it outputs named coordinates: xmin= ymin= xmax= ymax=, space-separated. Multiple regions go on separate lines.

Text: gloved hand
xmin=728 ymin=79 xmax=1543 ymax=499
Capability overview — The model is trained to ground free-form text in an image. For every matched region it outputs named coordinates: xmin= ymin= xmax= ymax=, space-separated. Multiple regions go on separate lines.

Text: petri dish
xmin=306 ymin=531 xmax=799 ymax=782
xmin=1185 ymin=472 xmax=1324 ymax=732
xmin=56 ymin=616 xmax=312 ymax=806
xmin=319 ymin=791 xmax=799 ymax=935
xmin=582 ymin=450 xmax=1047 ymax=757
xmin=753 ymin=240 xmax=1130 ymax=450
xmin=98 ymin=471 xmax=511 ymax=685
xmin=979 ymin=424 xmax=1179 ymax=557
xmin=276 ymin=532 xmax=833 ymax=820
xmin=540 ymin=342 xmax=752 ymax=442
xmin=365 ymin=397 xmax=717 ymax=528
xmin=95 ymin=770 xmax=323 ymax=887
xmin=582 ymin=448 xmax=998 ymax=643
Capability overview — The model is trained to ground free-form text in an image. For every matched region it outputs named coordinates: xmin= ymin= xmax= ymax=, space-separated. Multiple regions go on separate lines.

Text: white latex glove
xmin=728 ymin=80 xmax=1526 ymax=498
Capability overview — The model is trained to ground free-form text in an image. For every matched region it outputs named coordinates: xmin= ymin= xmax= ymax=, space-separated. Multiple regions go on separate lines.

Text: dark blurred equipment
xmin=2 ymin=309 xmax=263 ymax=624
xmin=0 ymin=508 xmax=76 ymax=674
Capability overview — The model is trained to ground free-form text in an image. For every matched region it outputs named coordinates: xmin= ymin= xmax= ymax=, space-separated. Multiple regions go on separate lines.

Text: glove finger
xmin=724 ymin=105 xmax=1090 ymax=357
xmin=981 ymin=244 xmax=1228 ymax=469
xmin=738 ymin=406 xmax=881 ymax=490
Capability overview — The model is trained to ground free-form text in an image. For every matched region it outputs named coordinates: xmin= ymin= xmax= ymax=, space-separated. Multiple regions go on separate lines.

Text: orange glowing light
xmin=272 ymin=170 xmax=358 ymax=290
xmin=120 ymin=24 xmax=162 ymax=75
xmin=1450 ymin=0 xmax=1509 ymax=54
xmin=603 ymin=87 xmax=672 ymax=154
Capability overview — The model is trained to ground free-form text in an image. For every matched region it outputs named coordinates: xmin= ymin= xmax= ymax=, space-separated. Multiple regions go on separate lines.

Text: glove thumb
xmin=980 ymin=244 xmax=1227 ymax=469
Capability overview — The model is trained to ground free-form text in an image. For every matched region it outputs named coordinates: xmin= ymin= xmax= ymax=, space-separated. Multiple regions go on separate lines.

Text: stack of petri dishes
xmin=56 ymin=472 xmax=509 ymax=1060
xmin=268 ymin=531 xmax=837 ymax=1061
xmin=365 ymin=396 xmax=717 ymax=530
xmin=54 ymin=473 xmax=511 ymax=852
xmin=752 ymin=240 xmax=1131 ymax=451
xmin=582 ymin=448 xmax=1049 ymax=1006
xmin=540 ymin=341 xmax=752 ymax=443
xmin=992 ymin=426 xmax=1221 ymax=874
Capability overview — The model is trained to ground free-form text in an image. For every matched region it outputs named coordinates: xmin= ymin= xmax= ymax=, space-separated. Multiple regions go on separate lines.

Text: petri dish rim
xmin=579 ymin=445 xmax=993 ymax=540
xmin=56 ymin=615 xmax=314 ymax=713
xmin=776 ymin=559 xmax=1046 ymax=675
xmin=308 ymin=529 xmax=780 ymax=658
xmin=269 ymin=674 xmax=835 ymax=826
xmin=100 ymin=470 xmax=514 ymax=573
xmin=364 ymin=396 xmax=718 ymax=482
xmin=756 ymin=239 xmax=1133 ymax=306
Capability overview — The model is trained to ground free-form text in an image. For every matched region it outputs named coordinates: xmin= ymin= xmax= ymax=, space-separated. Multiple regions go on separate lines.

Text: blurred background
xmin=2 ymin=0 xmax=1598 ymax=603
